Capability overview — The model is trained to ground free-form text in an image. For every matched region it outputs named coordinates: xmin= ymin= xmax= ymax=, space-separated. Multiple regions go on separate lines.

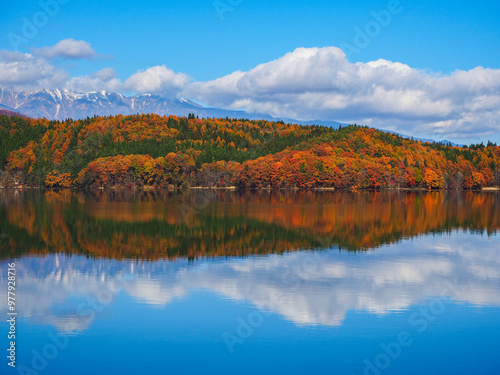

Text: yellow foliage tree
xmin=424 ymin=168 xmax=444 ymax=189
xmin=45 ymin=171 xmax=73 ymax=188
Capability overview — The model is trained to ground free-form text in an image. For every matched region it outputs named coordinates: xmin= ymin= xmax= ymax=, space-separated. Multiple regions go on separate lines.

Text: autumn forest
xmin=1 ymin=113 xmax=499 ymax=190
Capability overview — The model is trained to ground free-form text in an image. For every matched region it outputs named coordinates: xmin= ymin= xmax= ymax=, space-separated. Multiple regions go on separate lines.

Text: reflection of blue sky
xmin=0 ymin=232 xmax=499 ymax=332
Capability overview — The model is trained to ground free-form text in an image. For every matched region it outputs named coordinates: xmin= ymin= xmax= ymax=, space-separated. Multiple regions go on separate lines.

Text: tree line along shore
xmin=1 ymin=113 xmax=499 ymax=190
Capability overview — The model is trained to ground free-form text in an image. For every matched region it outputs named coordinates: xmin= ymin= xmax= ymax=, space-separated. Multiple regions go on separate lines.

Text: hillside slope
xmin=0 ymin=113 xmax=499 ymax=189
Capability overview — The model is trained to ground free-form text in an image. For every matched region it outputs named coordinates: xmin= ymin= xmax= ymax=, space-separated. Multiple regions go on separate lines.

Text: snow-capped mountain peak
xmin=0 ymin=87 xmax=344 ymax=129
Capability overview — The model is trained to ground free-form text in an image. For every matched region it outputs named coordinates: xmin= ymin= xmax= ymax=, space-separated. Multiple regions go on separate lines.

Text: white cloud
xmin=123 ymin=65 xmax=190 ymax=96
xmin=0 ymin=50 xmax=68 ymax=90
xmin=32 ymin=38 xmax=97 ymax=60
xmin=91 ymin=67 xmax=117 ymax=81
xmin=0 ymin=41 xmax=190 ymax=96
xmin=65 ymin=67 xmax=122 ymax=93
xmin=182 ymin=46 xmax=500 ymax=140
xmin=67 ymin=65 xmax=191 ymax=95
xmin=1 ymin=42 xmax=499 ymax=140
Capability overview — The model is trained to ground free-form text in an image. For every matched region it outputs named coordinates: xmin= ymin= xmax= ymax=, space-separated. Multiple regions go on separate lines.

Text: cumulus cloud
xmin=123 ymin=65 xmax=190 ymax=96
xmin=65 ymin=67 xmax=122 ymax=92
xmin=2 ymin=42 xmax=499 ymax=140
xmin=66 ymin=65 xmax=191 ymax=95
xmin=0 ymin=38 xmax=190 ymax=96
xmin=0 ymin=50 xmax=68 ymax=90
xmin=182 ymin=46 xmax=500 ymax=140
xmin=32 ymin=38 xmax=97 ymax=60
xmin=0 ymin=48 xmax=190 ymax=96
xmin=91 ymin=67 xmax=117 ymax=81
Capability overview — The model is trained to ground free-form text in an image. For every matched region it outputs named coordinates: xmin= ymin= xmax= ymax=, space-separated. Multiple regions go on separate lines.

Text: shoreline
xmin=1 ymin=185 xmax=498 ymax=192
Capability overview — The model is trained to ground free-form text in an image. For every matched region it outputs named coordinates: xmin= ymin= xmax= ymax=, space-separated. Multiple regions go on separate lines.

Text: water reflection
xmin=1 ymin=190 xmax=499 ymax=260
xmin=1 ymin=232 xmax=498 ymax=331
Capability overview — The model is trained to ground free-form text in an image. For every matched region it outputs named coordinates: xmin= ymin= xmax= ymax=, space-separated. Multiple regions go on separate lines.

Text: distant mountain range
xmin=0 ymin=88 xmax=461 ymax=146
xmin=0 ymin=88 xmax=341 ymax=127
xmin=0 ymin=88 xmax=214 ymax=120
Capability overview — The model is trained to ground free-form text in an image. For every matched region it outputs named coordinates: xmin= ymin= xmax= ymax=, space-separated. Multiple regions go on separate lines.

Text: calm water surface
xmin=0 ymin=190 xmax=499 ymax=374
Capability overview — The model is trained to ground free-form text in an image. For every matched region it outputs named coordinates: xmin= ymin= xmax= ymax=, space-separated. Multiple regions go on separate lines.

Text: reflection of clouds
xmin=0 ymin=255 xmax=140 ymax=332
xmin=41 ymin=315 xmax=93 ymax=335
xmin=125 ymin=279 xmax=188 ymax=306
xmin=0 ymin=232 xmax=499 ymax=330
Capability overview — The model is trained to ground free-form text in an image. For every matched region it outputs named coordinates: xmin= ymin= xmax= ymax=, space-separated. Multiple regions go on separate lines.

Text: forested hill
xmin=0 ymin=113 xmax=499 ymax=189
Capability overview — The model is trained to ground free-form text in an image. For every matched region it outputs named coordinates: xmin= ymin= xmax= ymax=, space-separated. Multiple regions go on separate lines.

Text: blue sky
xmin=1 ymin=0 xmax=499 ymax=143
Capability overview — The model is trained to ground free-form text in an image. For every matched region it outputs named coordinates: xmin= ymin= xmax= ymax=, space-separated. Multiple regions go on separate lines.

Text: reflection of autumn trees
xmin=236 ymin=191 xmax=500 ymax=248
xmin=1 ymin=190 xmax=498 ymax=261
xmin=1 ymin=114 xmax=499 ymax=189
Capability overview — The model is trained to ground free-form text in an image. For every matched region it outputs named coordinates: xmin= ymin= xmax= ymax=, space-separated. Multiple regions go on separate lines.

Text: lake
xmin=1 ymin=190 xmax=499 ymax=374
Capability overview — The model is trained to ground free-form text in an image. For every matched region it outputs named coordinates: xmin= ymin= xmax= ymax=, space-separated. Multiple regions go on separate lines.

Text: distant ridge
xmin=0 ymin=104 xmax=28 ymax=118
xmin=381 ymin=129 xmax=465 ymax=147
xmin=0 ymin=88 xmax=342 ymax=128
